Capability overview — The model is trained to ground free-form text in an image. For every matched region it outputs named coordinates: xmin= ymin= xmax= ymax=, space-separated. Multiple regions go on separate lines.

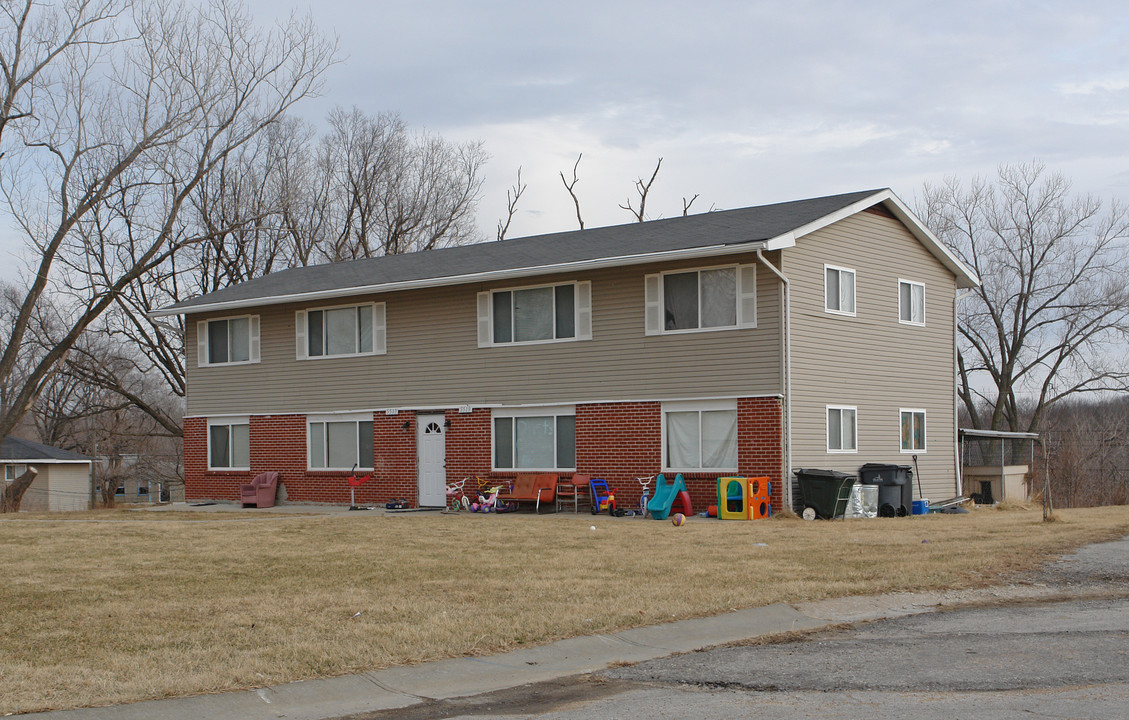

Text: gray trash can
xmin=858 ymin=463 xmax=913 ymax=517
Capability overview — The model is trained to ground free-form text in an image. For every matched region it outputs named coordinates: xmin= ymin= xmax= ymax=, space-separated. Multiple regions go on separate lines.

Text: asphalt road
xmin=351 ymin=535 xmax=1129 ymax=720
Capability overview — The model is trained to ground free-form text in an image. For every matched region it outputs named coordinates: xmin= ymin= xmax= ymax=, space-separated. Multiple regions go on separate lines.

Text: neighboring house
xmin=1 ymin=437 xmax=93 ymax=512
xmin=155 ymin=189 xmax=979 ymax=512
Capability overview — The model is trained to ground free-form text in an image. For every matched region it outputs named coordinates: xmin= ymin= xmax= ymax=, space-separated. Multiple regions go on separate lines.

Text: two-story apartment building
xmin=157 ymin=189 xmax=978 ymax=512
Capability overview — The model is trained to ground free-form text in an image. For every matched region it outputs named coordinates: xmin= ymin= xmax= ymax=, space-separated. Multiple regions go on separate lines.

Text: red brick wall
xmin=183 ymin=397 xmax=784 ymax=511
xmin=573 ymin=398 xmax=784 ymax=513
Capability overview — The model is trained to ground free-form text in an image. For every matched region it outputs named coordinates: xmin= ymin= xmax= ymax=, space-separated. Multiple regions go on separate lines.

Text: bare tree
xmin=620 ymin=157 xmax=662 ymax=222
xmin=559 ymin=153 xmax=584 ymax=230
xmin=682 ymin=194 xmax=700 ymax=216
xmin=496 ymin=166 xmax=526 ymax=241
xmin=919 ymin=162 xmax=1129 ymax=436
xmin=0 ymin=0 xmax=336 ymax=487
xmin=319 ymin=107 xmax=486 ymax=260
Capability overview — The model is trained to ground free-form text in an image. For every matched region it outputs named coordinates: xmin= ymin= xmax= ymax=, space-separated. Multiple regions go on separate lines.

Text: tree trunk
xmin=1 ymin=467 xmax=39 ymax=512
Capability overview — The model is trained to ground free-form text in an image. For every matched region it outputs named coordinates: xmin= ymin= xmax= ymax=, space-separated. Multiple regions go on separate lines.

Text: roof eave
xmin=150 ymin=240 xmax=772 ymax=317
xmin=779 ymin=189 xmax=980 ymax=289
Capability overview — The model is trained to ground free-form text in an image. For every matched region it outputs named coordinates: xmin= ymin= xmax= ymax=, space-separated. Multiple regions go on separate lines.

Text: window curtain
xmin=310 ymin=422 xmax=326 ymax=468
xmin=701 ymin=410 xmax=737 ymax=467
xmin=667 ymin=411 xmax=700 ymax=468
xmin=828 ymin=409 xmax=843 ymax=450
xmin=515 ymin=416 xmax=555 ymax=467
xmin=231 ymin=424 xmax=250 ymax=467
xmin=327 ymin=421 xmax=357 ymax=468
xmin=326 ymin=308 xmax=356 ymax=355
xmin=700 ymin=268 xmax=736 ymax=328
xmin=840 ymin=272 xmax=855 ymax=313
xmin=209 ymin=425 xmax=230 ymax=467
xmin=514 ymin=287 xmax=553 ymax=341
xmin=228 ymin=318 xmax=250 ymax=362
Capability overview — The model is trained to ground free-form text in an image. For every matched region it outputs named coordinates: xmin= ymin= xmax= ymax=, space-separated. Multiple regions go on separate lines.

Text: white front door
xmin=417 ymin=414 xmax=447 ymax=507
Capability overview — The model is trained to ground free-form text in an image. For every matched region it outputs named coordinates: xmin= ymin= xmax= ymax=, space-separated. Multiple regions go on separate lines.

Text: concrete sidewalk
xmin=23 ymin=574 xmax=1114 ymax=720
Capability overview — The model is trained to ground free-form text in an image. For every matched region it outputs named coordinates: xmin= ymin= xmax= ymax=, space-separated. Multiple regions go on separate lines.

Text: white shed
xmin=1 ymin=437 xmax=93 ymax=512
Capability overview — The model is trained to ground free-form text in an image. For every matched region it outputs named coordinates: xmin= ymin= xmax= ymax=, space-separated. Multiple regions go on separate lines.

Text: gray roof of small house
xmin=156 ymin=188 xmax=977 ymax=316
xmin=1 ymin=437 xmax=92 ymax=462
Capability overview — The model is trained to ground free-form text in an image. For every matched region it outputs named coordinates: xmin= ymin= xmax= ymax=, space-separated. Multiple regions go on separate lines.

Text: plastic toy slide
xmin=647 ymin=473 xmax=693 ymax=520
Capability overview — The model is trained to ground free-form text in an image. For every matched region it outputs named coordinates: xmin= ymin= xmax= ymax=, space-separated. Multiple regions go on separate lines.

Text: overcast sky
xmin=267 ymin=0 xmax=1129 ymax=239
xmin=3 ymin=0 xmax=1129 ymax=279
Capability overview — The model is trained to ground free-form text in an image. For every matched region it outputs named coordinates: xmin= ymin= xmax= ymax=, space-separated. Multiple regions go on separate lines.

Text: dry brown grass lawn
xmin=2 ymin=505 xmax=1128 ymax=713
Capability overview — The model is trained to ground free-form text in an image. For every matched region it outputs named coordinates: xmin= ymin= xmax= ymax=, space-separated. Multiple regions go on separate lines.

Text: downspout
xmin=954 ymin=290 xmax=971 ymax=496
xmin=757 ymin=249 xmax=792 ymax=511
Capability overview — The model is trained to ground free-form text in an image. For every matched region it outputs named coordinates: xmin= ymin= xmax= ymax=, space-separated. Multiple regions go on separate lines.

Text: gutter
xmin=954 ymin=289 xmax=972 ymax=496
xmin=756 ymin=249 xmax=792 ymax=512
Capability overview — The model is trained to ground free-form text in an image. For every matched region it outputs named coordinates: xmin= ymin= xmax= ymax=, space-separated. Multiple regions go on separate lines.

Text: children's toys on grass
xmin=717 ymin=476 xmax=772 ymax=520
xmin=647 ymin=473 xmax=693 ymax=520
xmin=589 ymin=478 xmax=617 ymax=515
xmin=636 ymin=475 xmax=654 ymax=518
xmin=671 ymin=512 xmax=686 ymax=526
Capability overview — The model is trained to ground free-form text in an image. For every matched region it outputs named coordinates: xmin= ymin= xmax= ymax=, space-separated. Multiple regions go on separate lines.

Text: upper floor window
xmin=827 ymin=405 xmax=857 ymax=453
xmin=296 ymin=303 xmax=386 ymax=359
xmin=662 ymin=400 xmax=738 ymax=471
xmin=645 ymin=265 xmax=756 ymax=335
xmin=825 ymin=265 xmax=856 ymax=316
xmin=197 ymin=316 xmax=260 ymax=366
xmin=900 ymin=409 xmax=926 ymax=452
xmin=899 ymin=280 xmax=925 ymax=325
xmin=208 ymin=418 xmax=250 ymax=470
xmin=478 ymin=282 xmax=591 ymax=347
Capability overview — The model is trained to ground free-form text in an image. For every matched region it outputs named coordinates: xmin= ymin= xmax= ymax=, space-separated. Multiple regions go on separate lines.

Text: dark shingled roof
xmin=1 ymin=437 xmax=92 ymax=462
xmin=165 ymin=189 xmax=883 ymax=313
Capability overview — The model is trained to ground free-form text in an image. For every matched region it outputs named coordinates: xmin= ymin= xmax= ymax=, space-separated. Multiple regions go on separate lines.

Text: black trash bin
xmin=794 ymin=468 xmax=856 ymax=520
xmin=858 ymin=463 xmax=913 ymax=517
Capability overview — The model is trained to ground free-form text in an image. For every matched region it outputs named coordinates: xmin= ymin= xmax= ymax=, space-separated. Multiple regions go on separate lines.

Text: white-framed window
xmin=3 ymin=463 xmax=28 ymax=481
xmin=662 ymin=400 xmax=738 ymax=471
xmin=492 ymin=406 xmax=576 ymax=470
xmin=296 ymin=303 xmax=386 ymax=360
xmin=898 ymin=280 xmax=925 ymax=325
xmin=826 ymin=405 xmax=857 ymax=453
xmin=825 ymin=265 xmax=856 ymax=316
xmin=208 ymin=418 xmax=250 ymax=470
xmin=900 ymin=409 xmax=926 ymax=452
xmin=477 ymin=282 xmax=591 ymax=347
xmin=308 ymin=414 xmax=374 ymax=470
xmin=645 ymin=264 xmax=756 ymax=335
xmin=196 ymin=315 xmax=260 ymax=366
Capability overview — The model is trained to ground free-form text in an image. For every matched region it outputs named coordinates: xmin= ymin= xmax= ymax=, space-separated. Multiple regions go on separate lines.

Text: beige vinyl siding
xmin=786 ymin=210 xmax=959 ymax=500
xmin=185 ymin=254 xmax=783 ymax=416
